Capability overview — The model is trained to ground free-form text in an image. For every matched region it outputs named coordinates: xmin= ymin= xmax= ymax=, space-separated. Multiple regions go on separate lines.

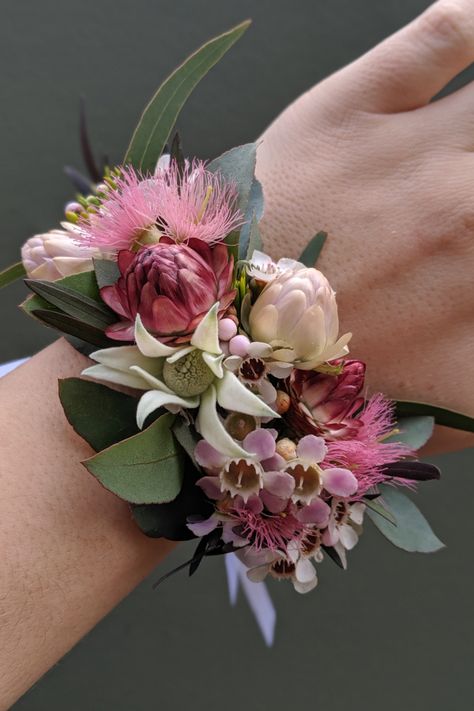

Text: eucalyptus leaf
xmin=0 ymin=261 xmax=26 ymax=289
xmin=385 ymin=416 xmax=435 ymax=449
xmin=208 ymin=143 xmax=257 ymax=217
xmin=131 ymin=468 xmax=212 ymax=540
xmin=364 ymin=497 xmax=396 ymax=525
xmin=59 ymin=378 xmax=139 ymax=451
xmin=93 ymin=258 xmax=121 ymax=288
xmin=298 ymin=231 xmax=327 ymax=266
xmin=83 ymin=413 xmax=184 ymax=504
xmin=125 ymin=21 xmax=251 ymax=172
xmin=395 ymin=400 xmax=474 ymax=433
xmin=172 ymin=417 xmax=202 ymax=469
xmin=367 ymin=484 xmax=445 ymax=553
xmin=25 ymin=278 xmax=115 ymax=329
xmin=239 ymin=177 xmax=264 ymax=259
xmin=244 ymin=215 xmax=263 ymax=261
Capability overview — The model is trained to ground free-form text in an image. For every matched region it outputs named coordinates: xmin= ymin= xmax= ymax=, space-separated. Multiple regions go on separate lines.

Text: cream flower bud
xmin=248 ymin=266 xmax=351 ymax=369
xmin=21 ymin=227 xmax=98 ymax=281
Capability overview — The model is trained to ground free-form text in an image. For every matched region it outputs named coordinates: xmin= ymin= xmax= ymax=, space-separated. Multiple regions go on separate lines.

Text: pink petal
xmin=296 ymin=497 xmax=331 ymax=526
xmin=150 ymin=294 xmax=190 ymax=333
xmin=194 ymin=440 xmax=227 ymax=471
xmin=262 ymin=470 xmax=295 ymax=499
xmin=261 ymin=453 xmax=287 ymax=472
xmin=296 ymin=434 xmax=327 ymax=463
xmin=195 ymin=475 xmax=224 ymax=500
xmin=260 ymin=490 xmax=288 ymax=514
xmin=322 ymin=467 xmax=358 ymax=497
xmin=243 ymin=428 xmax=276 ymax=461
xmin=187 ymin=515 xmax=218 ymax=536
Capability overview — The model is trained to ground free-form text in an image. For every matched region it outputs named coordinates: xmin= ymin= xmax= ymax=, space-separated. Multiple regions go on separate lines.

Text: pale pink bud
xmin=248 ymin=267 xmax=351 ymax=368
xmin=21 ymin=228 xmax=98 ymax=281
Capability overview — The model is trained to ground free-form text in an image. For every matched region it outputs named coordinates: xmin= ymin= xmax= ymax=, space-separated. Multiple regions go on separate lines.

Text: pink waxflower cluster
xmin=189 ymin=357 xmax=414 ymax=594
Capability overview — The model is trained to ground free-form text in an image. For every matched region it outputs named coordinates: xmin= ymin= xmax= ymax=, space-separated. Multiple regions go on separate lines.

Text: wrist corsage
xmin=2 ymin=20 xmax=473 ymax=643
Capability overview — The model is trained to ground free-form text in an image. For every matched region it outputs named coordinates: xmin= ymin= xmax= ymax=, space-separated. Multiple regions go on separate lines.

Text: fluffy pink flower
xmin=78 ymin=161 xmax=243 ymax=250
xmin=101 ymin=238 xmax=236 ymax=343
xmin=153 ymin=159 xmax=244 ymax=244
xmin=325 ymin=394 xmax=413 ymax=494
xmin=228 ymin=496 xmax=305 ymax=553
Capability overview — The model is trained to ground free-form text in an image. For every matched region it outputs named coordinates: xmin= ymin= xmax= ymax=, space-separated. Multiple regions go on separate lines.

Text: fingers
xmin=332 ymin=0 xmax=474 ymax=113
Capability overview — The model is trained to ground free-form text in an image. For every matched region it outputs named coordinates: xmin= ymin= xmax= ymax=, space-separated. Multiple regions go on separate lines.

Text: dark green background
xmin=2 ymin=1 xmax=473 ymax=709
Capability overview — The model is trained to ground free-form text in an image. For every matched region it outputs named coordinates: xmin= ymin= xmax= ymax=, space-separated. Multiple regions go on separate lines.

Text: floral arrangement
xmin=2 ymin=21 xmax=473 ymax=619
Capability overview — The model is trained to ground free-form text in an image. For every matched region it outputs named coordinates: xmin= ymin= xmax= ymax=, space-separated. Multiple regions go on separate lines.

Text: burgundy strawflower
xmin=101 ymin=237 xmax=236 ymax=343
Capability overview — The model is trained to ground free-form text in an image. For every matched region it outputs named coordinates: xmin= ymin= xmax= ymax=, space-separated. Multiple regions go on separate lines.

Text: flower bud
xmin=248 ymin=266 xmax=351 ymax=369
xmin=286 ymin=360 xmax=366 ymax=439
xmin=21 ymin=228 xmax=98 ymax=281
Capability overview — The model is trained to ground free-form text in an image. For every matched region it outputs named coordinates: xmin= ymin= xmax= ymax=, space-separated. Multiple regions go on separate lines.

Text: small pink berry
xmin=65 ymin=201 xmax=83 ymax=214
xmin=218 ymin=318 xmax=238 ymax=341
xmin=229 ymin=334 xmax=251 ymax=357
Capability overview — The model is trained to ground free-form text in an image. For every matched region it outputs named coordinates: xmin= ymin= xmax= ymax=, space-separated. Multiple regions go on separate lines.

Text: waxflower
xmin=194 ymin=428 xmax=295 ymax=503
xmin=286 ymin=360 xmax=366 ymax=439
xmin=83 ymin=304 xmax=276 ymax=457
xmin=248 ymin=266 xmax=351 ymax=369
xmin=100 ymin=238 xmax=236 ymax=343
xmin=284 ymin=434 xmax=358 ymax=503
xmin=21 ymin=227 xmax=99 ymax=281
xmin=246 ymin=249 xmax=305 ymax=283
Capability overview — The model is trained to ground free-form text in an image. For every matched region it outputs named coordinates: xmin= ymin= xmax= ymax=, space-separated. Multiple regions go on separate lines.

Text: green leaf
xmin=239 ymin=178 xmax=264 ymax=259
xmin=298 ymin=231 xmax=327 ymax=266
xmin=124 ymin=21 xmax=251 ymax=172
xmin=131 ymin=471 xmax=213 ymax=541
xmin=395 ymin=400 xmax=474 ymax=433
xmin=22 ymin=270 xmax=102 ymax=318
xmin=93 ymin=258 xmax=121 ymax=288
xmin=244 ymin=215 xmax=263 ymax=261
xmin=172 ymin=417 xmax=202 ymax=469
xmin=208 ymin=142 xmax=257 ymax=217
xmin=0 ymin=261 xmax=26 ymax=289
xmin=59 ymin=378 xmax=139 ymax=451
xmin=364 ymin=497 xmax=397 ymax=525
xmin=83 ymin=413 xmax=185 ymax=504
xmin=30 ymin=308 xmax=112 ymax=347
xmin=367 ymin=484 xmax=445 ymax=553
xmin=385 ymin=416 xmax=435 ymax=449
xmin=25 ymin=278 xmax=115 ymax=329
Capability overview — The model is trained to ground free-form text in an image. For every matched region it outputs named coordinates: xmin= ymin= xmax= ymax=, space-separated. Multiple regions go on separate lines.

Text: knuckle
xmin=419 ymin=2 xmax=469 ymax=49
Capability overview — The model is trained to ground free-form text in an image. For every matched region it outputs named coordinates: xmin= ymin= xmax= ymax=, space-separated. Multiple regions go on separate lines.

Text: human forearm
xmin=0 ymin=339 xmax=174 ymax=709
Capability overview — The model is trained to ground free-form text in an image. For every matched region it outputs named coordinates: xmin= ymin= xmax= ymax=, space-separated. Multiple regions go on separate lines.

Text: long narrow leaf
xmin=0 ymin=261 xmax=26 ymax=289
xmin=25 ymin=278 xmax=115 ymax=329
xmin=31 ymin=308 xmax=112 ymax=347
xmin=125 ymin=21 xmax=251 ymax=172
xmin=395 ymin=400 xmax=474 ymax=433
xmin=298 ymin=231 xmax=327 ymax=266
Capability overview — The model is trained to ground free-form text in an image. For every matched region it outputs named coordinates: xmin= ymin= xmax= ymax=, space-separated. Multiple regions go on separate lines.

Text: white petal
xmin=134 ymin=314 xmax=180 ymax=357
xmin=82 ymin=363 xmax=150 ymax=390
xmin=196 ymin=385 xmax=249 ymax=458
xmin=334 ymin=542 xmax=348 ymax=569
xmin=165 ymin=346 xmax=195 ymax=364
xmin=191 ymin=303 xmax=220 ymax=354
xmin=215 ymin=371 xmax=278 ymax=419
xmin=89 ymin=345 xmax=143 ymax=369
xmin=129 ymin=365 xmax=174 ymax=394
xmin=137 ymin=390 xmax=198 ymax=428
xmin=339 ymin=524 xmax=359 ymax=551
xmin=202 ymin=352 xmax=224 ymax=379
xmin=295 ymin=558 xmax=317 ymax=584
xmin=247 ymin=341 xmax=273 ymax=358
xmin=247 ymin=564 xmax=271 ymax=584
xmin=350 ymin=502 xmax=366 ymax=526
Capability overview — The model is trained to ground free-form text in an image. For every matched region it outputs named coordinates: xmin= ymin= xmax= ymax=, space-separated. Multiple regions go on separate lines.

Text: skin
xmin=0 ymin=0 xmax=473 ymax=706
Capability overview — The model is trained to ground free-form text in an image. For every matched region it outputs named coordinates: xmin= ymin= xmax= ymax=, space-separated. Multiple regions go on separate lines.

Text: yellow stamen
xmin=196 ymin=185 xmax=213 ymax=223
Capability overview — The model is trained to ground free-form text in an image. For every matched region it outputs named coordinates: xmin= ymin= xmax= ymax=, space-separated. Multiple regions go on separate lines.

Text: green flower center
xmin=163 ymin=349 xmax=215 ymax=397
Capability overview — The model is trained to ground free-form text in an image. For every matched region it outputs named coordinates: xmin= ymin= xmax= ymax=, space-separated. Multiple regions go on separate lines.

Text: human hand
xmin=256 ymin=0 xmax=474 ymax=452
